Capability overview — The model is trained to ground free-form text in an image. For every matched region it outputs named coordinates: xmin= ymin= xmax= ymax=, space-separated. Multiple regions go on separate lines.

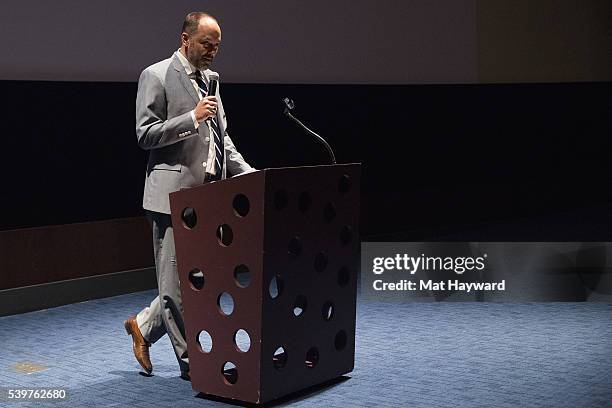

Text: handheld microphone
xmin=205 ymin=73 xmax=220 ymax=125
xmin=208 ymin=73 xmax=219 ymax=96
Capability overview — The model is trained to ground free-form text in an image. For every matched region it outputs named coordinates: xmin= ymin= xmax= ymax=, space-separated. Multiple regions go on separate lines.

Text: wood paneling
xmin=0 ymin=217 xmax=153 ymax=290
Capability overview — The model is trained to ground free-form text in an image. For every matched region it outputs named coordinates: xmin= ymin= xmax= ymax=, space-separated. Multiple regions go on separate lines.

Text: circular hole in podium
xmin=181 ymin=207 xmax=197 ymax=229
xmin=305 ymin=347 xmax=319 ymax=368
xmin=233 ymin=194 xmax=250 ymax=217
xmin=274 ymin=189 xmax=288 ymax=210
xmin=216 ymin=224 xmax=234 ymax=246
xmin=335 ymin=330 xmax=347 ymax=351
xmin=273 ymin=347 xmax=287 ymax=369
xmin=338 ymin=174 xmax=351 ymax=194
xmin=269 ymin=276 xmax=283 ymax=299
xmin=218 ymin=292 xmax=235 ymax=316
xmin=322 ymin=301 xmax=334 ymax=321
xmin=234 ymin=329 xmax=251 ymax=353
xmin=324 ymin=202 xmax=336 ymax=222
xmin=197 ymin=330 xmax=213 ymax=353
xmin=314 ymin=252 xmax=328 ymax=273
xmin=298 ymin=192 xmax=312 ymax=212
xmin=338 ymin=267 xmax=350 ymax=287
xmin=340 ymin=225 xmax=353 ymax=246
xmin=288 ymin=236 xmax=302 ymax=257
xmin=188 ymin=268 xmax=205 ymax=290
xmin=293 ymin=295 xmax=307 ymax=317
xmin=222 ymin=362 xmax=238 ymax=385
xmin=234 ymin=264 xmax=251 ymax=288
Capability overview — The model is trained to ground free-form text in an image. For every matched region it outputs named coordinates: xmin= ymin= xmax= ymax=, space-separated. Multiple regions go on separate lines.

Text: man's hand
xmin=194 ymin=96 xmax=218 ymax=122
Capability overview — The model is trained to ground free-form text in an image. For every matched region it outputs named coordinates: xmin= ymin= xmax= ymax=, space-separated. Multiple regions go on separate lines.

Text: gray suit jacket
xmin=136 ymin=53 xmax=254 ymax=214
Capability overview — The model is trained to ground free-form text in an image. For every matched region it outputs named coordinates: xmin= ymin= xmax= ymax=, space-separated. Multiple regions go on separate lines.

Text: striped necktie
xmin=194 ymin=72 xmax=224 ymax=180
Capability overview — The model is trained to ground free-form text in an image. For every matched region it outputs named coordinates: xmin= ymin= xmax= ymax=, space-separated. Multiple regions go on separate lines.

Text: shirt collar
xmin=175 ymin=49 xmax=199 ymax=77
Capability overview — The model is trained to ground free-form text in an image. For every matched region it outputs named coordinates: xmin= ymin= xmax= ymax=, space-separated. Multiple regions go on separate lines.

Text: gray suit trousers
xmin=136 ymin=211 xmax=189 ymax=372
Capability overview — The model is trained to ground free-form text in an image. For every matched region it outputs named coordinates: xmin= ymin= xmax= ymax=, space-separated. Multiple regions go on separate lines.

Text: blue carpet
xmin=0 ymin=291 xmax=610 ymax=407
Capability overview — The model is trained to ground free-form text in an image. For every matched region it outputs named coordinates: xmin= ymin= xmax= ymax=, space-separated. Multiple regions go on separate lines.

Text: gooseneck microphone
xmin=282 ymin=97 xmax=337 ymax=165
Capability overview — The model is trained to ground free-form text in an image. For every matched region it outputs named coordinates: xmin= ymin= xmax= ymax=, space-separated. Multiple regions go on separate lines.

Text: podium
xmin=169 ymin=164 xmax=360 ymax=404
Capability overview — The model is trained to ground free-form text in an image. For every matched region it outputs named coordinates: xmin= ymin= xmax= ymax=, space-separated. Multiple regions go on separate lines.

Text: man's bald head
xmin=181 ymin=12 xmax=219 ymax=37
xmin=180 ymin=12 xmax=222 ymax=71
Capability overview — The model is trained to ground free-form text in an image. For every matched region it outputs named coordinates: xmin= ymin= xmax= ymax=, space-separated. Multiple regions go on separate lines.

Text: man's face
xmin=183 ymin=18 xmax=221 ymax=70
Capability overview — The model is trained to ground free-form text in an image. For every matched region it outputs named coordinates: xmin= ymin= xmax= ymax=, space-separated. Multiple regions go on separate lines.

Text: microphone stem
xmin=284 ymin=110 xmax=336 ymax=165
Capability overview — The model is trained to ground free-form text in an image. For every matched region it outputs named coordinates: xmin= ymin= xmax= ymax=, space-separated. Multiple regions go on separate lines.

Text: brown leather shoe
xmin=124 ymin=315 xmax=152 ymax=374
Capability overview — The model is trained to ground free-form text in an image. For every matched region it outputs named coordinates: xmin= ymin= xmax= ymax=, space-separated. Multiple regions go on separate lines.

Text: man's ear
xmin=181 ymin=32 xmax=189 ymax=47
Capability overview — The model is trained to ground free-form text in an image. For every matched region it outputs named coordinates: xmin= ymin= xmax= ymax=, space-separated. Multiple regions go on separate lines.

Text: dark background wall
xmin=2 ymin=79 xmax=611 ymax=240
xmin=0 ymin=0 xmax=479 ymax=83
xmin=476 ymin=0 xmax=612 ymax=83
xmin=1 ymin=0 xmax=610 ymax=84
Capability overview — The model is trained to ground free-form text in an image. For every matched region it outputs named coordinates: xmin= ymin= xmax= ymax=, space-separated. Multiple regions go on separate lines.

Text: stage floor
xmin=0 ymin=291 xmax=610 ymax=407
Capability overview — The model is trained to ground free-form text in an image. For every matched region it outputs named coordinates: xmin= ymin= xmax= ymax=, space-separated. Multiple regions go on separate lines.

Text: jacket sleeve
xmin=135 ymin=69 xmax=197 ymax=150
xmin=224 ymin=130 xmax=256 ymax=176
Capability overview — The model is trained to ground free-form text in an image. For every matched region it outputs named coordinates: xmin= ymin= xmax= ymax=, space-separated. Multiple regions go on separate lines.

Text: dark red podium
xmin=169 ymin=164 xmax=360 ymax=404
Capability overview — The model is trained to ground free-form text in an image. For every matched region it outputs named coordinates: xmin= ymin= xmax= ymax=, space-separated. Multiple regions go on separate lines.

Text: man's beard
xmin=195 ymin=58 xmax=210 ymax=71
xmin=188 ymin=50 xmax=210 ymax=71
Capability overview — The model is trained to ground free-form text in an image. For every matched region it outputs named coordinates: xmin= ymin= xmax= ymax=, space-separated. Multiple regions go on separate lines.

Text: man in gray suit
xmin=124 ymin=12 xmax=254 ymax=381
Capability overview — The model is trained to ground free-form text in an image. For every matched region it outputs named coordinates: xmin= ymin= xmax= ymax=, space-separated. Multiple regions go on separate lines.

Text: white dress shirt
xmin=175 ymin=49 xmax=207 ymax=129
xmin=175 ymin=49 xmax=221 ymax=176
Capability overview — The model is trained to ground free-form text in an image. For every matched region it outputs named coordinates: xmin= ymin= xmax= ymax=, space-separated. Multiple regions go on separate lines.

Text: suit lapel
xmin=171 ymin=55 xmax=200 ymax=105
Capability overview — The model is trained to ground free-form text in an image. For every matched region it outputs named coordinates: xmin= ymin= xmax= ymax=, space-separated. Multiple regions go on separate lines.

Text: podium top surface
xmin=254 ymin=162 xmax=360 ymax=175
xmin=170 ymin=163 xmax=361 ymax=198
